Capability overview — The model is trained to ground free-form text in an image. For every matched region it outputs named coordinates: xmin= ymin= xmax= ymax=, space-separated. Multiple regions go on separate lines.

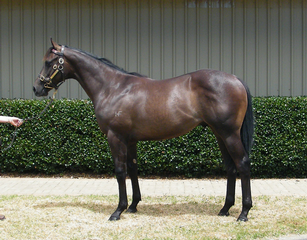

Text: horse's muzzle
xmin=33 ymin=85 xmax=48 ymax=97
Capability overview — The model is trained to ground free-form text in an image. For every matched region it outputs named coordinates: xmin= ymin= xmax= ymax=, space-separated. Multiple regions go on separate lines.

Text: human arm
xmin=0 ymin=116 xmax=23 ymax=127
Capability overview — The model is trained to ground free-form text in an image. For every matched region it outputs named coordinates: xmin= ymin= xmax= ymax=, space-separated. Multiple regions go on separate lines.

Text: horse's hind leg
xmin=217 ymin=131 xmax=252 ymax=221
xmin=126 ymin=143 xmax=141 ymax=213
xmin=216 ymin=137 xmax=237 ymax=217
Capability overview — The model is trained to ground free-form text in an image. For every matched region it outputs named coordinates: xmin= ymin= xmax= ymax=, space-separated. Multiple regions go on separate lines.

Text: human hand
xmin=10 ymin=117 xmax=23 ymax=127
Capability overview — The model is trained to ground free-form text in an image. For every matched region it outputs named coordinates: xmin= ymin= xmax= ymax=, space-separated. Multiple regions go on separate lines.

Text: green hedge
xmin=0 ymin=97 xmax=306 ymax=178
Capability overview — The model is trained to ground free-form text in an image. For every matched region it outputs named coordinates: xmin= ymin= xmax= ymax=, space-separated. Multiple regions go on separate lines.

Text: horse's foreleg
xmin=109 ymin=169 xmax=128 ymax=221
xmin=216 ymin=137 xmax=237 ymax=217
xmin=107 ymin=132 xmax=128 ymax=221
xmin=126 ymin=143 xmax=141 ymax=213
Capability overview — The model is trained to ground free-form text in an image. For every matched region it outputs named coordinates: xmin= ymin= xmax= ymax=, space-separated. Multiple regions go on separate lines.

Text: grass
xmin=0 ymin=195 xmax=306 ymax=239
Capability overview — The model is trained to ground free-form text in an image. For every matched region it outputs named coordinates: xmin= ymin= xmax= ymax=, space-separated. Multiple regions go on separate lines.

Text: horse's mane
xmin=66 ymin=46 xmax=145 ymax=77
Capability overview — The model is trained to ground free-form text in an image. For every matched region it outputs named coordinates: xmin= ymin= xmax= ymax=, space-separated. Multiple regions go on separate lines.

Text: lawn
xmin=0 ymin=195 xmax=306 ymax=240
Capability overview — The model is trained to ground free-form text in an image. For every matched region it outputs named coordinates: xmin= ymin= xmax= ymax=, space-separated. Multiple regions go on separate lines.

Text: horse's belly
xmin=133 ymin=116 xmax=200 ymax=141
xmin=132 ymin=97 xmax=202 ymax=140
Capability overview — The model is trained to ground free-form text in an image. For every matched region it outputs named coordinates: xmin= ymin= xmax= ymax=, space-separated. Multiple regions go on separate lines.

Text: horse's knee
xmin=114 ymin=160 xmax=127 ymax=175
xmin=226 ymin=164 xmax=237 ymax=176
xmin=127 ymin=159 xmax=138 ymax=174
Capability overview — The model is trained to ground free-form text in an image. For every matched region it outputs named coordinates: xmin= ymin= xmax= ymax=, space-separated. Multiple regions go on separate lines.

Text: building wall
xmin=0 ymin=0 xmax=306 ymax=99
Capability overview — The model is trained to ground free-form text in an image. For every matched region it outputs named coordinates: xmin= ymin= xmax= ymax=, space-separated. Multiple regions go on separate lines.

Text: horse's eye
xmin=45 ymin=61 xmax=51 ymax=67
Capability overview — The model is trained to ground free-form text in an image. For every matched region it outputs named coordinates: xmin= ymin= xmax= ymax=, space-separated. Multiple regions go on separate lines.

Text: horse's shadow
xmin=34 ymin=200 xmax=241 ymax=218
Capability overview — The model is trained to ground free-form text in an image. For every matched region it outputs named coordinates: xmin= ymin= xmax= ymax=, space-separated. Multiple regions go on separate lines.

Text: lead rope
xmin=1 ymin=90 xmax=57 ymax=152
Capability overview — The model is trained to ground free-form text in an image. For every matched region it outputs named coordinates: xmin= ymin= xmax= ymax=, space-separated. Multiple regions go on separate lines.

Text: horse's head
xmin=33 ymin=39 xmax=67 ymax=97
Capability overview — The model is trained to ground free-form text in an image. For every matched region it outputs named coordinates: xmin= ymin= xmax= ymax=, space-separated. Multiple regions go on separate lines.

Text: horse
xmin=33 ymin=39 xmax=254 ymax=222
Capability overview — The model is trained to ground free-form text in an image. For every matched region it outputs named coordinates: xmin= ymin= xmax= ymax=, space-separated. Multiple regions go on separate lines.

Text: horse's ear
xmin=50 ymin=38 xmax=61 ymax=51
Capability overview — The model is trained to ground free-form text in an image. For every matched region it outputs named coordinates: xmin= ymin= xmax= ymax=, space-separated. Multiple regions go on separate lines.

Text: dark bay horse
xmin=33 ymin=39 xmax=254 ymax=221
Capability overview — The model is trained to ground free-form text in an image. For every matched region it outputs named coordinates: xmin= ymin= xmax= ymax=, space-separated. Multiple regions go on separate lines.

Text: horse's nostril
xmin=33 ymin=86 xmax=36 ymax=93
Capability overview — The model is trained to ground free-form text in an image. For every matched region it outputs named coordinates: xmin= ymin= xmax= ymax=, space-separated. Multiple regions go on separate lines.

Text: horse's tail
xmin=239 ymin=79 xmax=254 ymax=155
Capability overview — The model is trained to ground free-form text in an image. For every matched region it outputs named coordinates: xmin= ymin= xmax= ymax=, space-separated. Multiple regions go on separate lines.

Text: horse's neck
xmin=66 ymin=49 xmax=115 ymax=103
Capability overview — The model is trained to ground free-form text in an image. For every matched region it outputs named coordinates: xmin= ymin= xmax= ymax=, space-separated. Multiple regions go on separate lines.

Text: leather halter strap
xmin=39 ymin=45 xmax=65 ymax=90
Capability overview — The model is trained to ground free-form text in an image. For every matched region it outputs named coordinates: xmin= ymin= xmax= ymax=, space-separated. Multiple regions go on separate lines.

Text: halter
xmin=39 ymin=45 xmax=66 ymax=90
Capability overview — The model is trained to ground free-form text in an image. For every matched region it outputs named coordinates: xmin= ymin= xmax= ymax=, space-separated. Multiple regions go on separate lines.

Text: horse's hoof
xmin=126 ymin=207 xmax=137 ymax=213
xmin=218 ymin=211 xmax=230 ymax=217
xmin=237 ymin=216 xmax=248 ymax=222
xmin=108 ymin=215 xmax=120 ymax=221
